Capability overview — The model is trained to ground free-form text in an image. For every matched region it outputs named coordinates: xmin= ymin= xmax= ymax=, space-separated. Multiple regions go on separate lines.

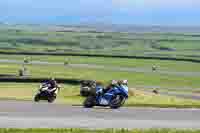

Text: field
xmin=1 ymin=54 xmax=200 ymax=72
xmin=1 ymin=82 xmax=200 ymax=108
xmin=1 ymin=63 xmax=200 ymax=92
xmin=0 ymin=83 xmax=83 ymax=105
xmin=1 ymin=24 xmax=200 ymax=107
xmin=0 ymin=128 xmax=200 ymax=133
xmin=1 ymin=24 xmax=200 ymax=59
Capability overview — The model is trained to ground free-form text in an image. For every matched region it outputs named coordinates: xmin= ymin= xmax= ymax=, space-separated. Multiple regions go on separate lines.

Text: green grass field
xmin=0 ymin=128 xmax=199 ymax=133
xmin=1 ymin=82 xmax=200 ymax=108
xmin=0 ymin=54 xmax=200 ymax=72
xmin=1 ymin=26 xmax=200 ymax=59
xmin=1 ymin=25 xmax=200 ymax=107
xmin=1 ymin=63 xmax=200 ymax=92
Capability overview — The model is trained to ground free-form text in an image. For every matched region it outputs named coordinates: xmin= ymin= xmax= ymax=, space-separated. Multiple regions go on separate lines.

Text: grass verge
xmin=126 ymin=89 xmax=200 ymax=108
xmin=0 ymin=128 xmax=200 ymax=133
xmin=1 ymin=83 xmax=200 ymax=108
xmin=1 ymin=63 xmax=200 ymax=90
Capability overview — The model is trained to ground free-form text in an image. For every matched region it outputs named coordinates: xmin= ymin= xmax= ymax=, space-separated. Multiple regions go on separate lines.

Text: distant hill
xmin=1 ymin=23 xmax=200 ymax=60
xmin=73 ymin=24 xmax=200 ymax=33
xmin=1 ymin=23 xmax=200 ymax=33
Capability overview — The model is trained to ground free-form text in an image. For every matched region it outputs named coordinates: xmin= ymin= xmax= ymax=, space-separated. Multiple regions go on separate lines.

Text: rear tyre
xmin=109 ymin=95 xmax=125 ymax=109
xmin=34 ymin=94 xmax=40 ymax=102
xmin=83 ymin=96 xmax=96 ymax=108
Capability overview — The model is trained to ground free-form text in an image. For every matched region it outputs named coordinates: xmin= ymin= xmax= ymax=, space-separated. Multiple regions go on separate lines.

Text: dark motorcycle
xmin=34 ymin=83 xmax=59 ymax=103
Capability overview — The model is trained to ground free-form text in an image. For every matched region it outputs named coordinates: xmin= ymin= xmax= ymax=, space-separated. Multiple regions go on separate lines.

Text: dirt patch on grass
xmin=129 ymin=88 xmax=155 ymax=97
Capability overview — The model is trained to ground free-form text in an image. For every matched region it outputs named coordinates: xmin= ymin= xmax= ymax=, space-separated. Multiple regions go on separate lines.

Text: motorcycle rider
xmin=118 ymin=79 xmax=128 ymax=86
xmin=98 ymin=79 xmax=128 ymax=105
xmin=106 ymin=80 xmax=119 ymax=90
xmin=118 ymin=79 xmax=128 ymax=95
xmin=96 ymin=80 xmax=119 ymax=96
xmin=44 ymin=78 xmax=60 ymax=95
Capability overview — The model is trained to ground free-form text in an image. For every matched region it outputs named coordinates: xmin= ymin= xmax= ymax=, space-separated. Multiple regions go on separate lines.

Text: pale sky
xmin=0 ymin=0 xmax=199 ymax=26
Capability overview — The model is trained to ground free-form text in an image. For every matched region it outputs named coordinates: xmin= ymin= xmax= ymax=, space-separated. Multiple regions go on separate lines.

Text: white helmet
xmin=122 ymin=80 xmax=128 ymax=85
xmin=111 ymin=80 xmax=118 ymax=85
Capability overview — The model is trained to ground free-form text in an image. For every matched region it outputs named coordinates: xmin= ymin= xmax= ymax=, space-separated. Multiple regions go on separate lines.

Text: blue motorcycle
xmin=83 ymin=84 xmax=128 ymax=109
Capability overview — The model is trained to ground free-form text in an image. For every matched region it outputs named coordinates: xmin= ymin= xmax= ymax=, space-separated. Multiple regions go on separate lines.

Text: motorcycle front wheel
xmin=109 ymin=95 xmax=125 ymax=109
xmin=48 ymin=95 xmax=56 ymax=103
xmin=34 ymin=93 xmax=40 ymax=102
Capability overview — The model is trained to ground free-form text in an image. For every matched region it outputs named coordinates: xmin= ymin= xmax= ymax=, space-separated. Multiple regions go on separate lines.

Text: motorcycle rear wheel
xmin=83 ymin=96 xmax=96 ymax=108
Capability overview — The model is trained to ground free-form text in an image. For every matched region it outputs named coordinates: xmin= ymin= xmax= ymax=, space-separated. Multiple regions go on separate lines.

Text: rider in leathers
xmin=96 ymin=80 xmax=128 ymax=96
xmin=45 ymin=78 xmax=60 ymax=95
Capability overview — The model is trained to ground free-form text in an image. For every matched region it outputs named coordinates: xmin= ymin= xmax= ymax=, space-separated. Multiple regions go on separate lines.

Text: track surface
xmin=1 ymin=100 xmax=200 ymax=128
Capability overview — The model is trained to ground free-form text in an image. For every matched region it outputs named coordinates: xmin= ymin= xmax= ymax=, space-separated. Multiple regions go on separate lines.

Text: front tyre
xmin=83 ymin=96 xmax=96 ymax=108
xmin=109 ymin=95 xmax=125 ymax=109
xmin=34 ymin=93 xmax=40 ymax=102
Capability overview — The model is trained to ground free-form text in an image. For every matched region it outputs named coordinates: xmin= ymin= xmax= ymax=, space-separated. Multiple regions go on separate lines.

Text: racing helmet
xmin=122 ymin=80 xmax=128 ymax=85
xmin=111 ymin=80 xmax=118 ymax=85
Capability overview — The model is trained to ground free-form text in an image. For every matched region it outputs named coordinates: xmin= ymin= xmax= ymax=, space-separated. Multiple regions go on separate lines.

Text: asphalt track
xmin=1 ymin=100 xmax=200 ymax=128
